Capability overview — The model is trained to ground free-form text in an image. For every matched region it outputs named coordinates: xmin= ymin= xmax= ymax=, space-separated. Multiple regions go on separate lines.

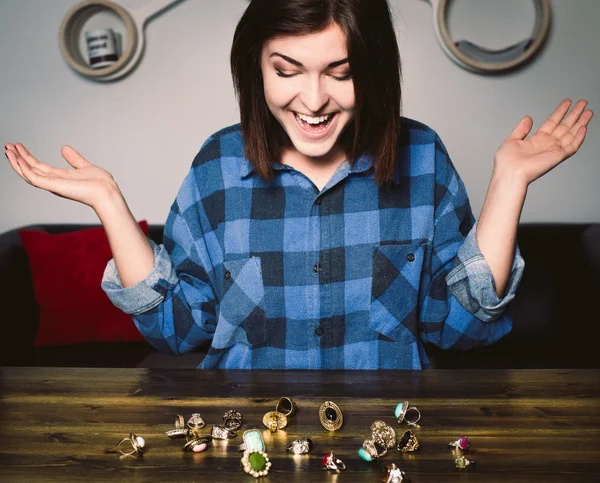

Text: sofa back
xmin=1 ymin=223 xmax=598 ymax=368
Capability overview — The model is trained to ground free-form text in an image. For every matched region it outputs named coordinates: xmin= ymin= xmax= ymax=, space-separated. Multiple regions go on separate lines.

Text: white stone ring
xmin=187 ymin=413 xmax=205 ymax=430
xmin=117 ymin=432 xmax=145 ymax=456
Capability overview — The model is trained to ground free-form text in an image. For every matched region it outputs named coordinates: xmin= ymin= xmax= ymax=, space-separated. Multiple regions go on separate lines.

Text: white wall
xmin=1 ymin=0 xmax=598 ymax=234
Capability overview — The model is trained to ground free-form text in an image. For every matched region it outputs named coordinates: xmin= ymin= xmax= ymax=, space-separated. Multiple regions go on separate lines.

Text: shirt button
xmin=315 ymin=327 xmax=325 ymax=336
xmin=406 ymin=253 xmax=415 ymax=262
xmin=313 ymin=262 xmax=322 ymax=274
xmin=224 ymin=271 xmax=231 ymax=280
xmin=315 ymin=198 xmax=321 ymax=205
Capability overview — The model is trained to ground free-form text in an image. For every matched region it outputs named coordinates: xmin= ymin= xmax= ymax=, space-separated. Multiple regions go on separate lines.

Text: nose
xmin=299 ymin=75 xmax=329 ymax=113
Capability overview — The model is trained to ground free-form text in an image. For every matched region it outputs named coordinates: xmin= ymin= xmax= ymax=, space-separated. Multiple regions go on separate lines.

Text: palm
xmin=5 ymin=143 xmax=116 ymax=209
xmin=494 ymin=99 xmax=593 ymax=185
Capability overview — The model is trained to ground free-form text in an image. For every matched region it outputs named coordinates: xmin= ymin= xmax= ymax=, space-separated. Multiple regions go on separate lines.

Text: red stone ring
xmin=448 ymin=436 xmax=470 ymax=450
xmin=322 ymin=451 xmax=346 ymax=471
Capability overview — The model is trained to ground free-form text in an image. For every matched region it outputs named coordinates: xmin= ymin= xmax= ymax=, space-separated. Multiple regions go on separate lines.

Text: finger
xmin=5 ymin=147 xmax=27 ymax=181
xmin=552 ymin=99 xmax=589 ymax=138
xmin=14 ymin=142 xmax=44 ymax=169
xmin=16 ymin=156 xmax=59 ymax=191
xmin=538 ymin=99 xmax=571 ymax=135
xmin=563 ymin=125 xmax=588 ymax=159
xmin=61 ymin=145 xmax=91 ymax=169
xmin=567 ymin=108 xmax=594 ymax=137
xmin=508 ymin=116 xmax=533 ymax=140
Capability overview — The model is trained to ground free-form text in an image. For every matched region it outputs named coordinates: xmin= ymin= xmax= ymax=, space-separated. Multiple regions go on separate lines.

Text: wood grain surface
xmin=0 ymin=368 xmax=599 ymax=482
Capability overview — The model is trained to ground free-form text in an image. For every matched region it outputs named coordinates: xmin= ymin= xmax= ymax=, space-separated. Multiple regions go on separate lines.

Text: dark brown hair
xmin=230 ymin=0 xmax=402 ymax=185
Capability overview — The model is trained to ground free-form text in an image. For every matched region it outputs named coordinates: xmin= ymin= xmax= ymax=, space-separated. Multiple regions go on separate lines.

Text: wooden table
xmin=0 ymin=368 xmax=599 ymax=482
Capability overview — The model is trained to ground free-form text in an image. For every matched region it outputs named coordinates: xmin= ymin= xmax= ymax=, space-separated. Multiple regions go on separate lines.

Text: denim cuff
xmin=446 ymin=222 xmax=525 ymax=322
xmin=101 ymin=239 xmax=179 ymax=315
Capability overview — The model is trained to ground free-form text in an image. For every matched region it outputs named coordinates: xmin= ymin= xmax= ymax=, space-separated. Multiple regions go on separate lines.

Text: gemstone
xmin=244 ymin=429 xmax=265 ymax=452
xmin=458 ymin=436 xmax=470 ymax=450
xmin=192 ymin=442 xmax=207 ymax=453
xmin=249 ymin=452 xmax=266 ymax=471
xmin=358 ymin=447 xmax=373 ymax=462
xmin=399 ymin=431 xmax=411 ymax=449
xmin=456 ymin=456 xmax=467 ymax=469
xmin=135 ymin=436 xmax=145 ymax=448
xmin=381 ymin=464 xmax=395 ymax=482
xmin=322 ymin=453 xmax=332 ymax=467
xmin=325 ymin=407 xmax=337 ymax=421
xmin=394 ymin=401 xmax=406 ymax=419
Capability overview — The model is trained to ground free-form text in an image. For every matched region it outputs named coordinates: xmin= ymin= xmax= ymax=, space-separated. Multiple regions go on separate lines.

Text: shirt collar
xmin=239 ymin=152 xmax=375 ymax=179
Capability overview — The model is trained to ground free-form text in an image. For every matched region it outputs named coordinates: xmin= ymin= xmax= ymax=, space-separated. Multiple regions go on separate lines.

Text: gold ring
xmin=371 ymin=420 xmax=396 ymax=449
xmin=262 ymin=411 xmax=287 ymax=432
xmin=397 ymin=430 xmax=420 ymax=452
xmin=319 ymin=401 xmax=343 ymax=431
xmin=117 ymin=432 xmax=145 ymax=456
xmin=275 ymin=397 xmax=298 ymax=417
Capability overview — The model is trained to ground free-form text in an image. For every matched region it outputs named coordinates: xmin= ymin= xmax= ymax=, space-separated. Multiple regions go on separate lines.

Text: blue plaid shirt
xmin=102 ymin=118 xmax=524 ymax=369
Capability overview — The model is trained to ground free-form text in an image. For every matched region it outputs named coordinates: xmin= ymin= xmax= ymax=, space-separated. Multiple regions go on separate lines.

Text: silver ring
xmin=211 ymin=424 xmax=237 ymax=440
xmin=383 ymin=463 xmax=407 ymax=482
xmin=286 ymin=437 xmax=314 ymax=454
xmin=222 ymin=409 xmax=243 ymax=430
xmin=322 ymin=451 xmax=346 ymax=471
xmin=187 ymin=413 xmax=205 ymax=430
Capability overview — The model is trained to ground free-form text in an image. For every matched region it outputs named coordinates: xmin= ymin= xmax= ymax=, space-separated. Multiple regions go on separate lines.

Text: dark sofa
xmin=1 ymin=223 xmax=598 ymax=369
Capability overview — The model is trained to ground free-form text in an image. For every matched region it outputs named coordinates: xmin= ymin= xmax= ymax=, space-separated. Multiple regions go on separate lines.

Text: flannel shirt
xmin=102 ymin=118 xmax=524 ymax=369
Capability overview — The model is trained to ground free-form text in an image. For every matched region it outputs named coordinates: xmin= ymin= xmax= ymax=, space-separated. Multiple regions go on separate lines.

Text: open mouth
xmin=294 ymin=111 xmax=337 ymax=136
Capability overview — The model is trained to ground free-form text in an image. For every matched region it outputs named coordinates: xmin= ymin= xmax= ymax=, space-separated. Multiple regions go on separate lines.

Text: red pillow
xmin=19 ymin=221 xmax=149 ymax=347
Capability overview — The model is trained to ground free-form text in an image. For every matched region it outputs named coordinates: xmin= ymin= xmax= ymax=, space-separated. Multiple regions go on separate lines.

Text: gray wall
xmin=1 ymin=0 xmax=598 ymax=234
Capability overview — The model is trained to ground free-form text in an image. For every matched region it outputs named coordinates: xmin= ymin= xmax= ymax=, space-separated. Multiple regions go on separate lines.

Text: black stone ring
xmin=319 ymin=401 xmax=343 ymax=431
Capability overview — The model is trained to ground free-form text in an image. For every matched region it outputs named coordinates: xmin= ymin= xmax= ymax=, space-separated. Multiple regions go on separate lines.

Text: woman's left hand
xmin=493 ymin=98 xmax=593 ymax=186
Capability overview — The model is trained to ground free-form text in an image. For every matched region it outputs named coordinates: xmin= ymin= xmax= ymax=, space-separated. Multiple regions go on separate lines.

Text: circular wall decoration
xmin=427 ymin=0 xmax=552 ymax=74
xmin=59 ymin=0 xmax=184 ymax=81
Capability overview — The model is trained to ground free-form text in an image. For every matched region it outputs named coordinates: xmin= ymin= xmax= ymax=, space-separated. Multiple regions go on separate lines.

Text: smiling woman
xmin=4 ymin=0 xmax=593 ymax=370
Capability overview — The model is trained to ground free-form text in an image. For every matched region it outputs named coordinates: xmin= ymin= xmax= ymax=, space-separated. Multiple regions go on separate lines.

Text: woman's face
xmin=261 ymin=22 xmax=355 ymax=164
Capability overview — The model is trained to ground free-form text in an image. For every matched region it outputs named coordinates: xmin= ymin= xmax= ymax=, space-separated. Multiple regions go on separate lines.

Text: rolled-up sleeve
xmin=446 ymin=222 xmax=524 ymax=322
xmin=101 ymin=239 xmax=179 ymax=315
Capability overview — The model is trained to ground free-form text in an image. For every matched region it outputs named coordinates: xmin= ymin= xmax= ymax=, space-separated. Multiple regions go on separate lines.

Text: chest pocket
xmin=213 ymin=257 xmax=267 ymax=349
xmin=370 ymin=244 xmax=425 ymax=344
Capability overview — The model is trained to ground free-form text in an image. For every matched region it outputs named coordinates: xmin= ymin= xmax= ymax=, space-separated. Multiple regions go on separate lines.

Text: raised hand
xmin=493 ymin=99 xmax=593 ymax=186
xmin=5 ymin=143 xmax=121 ymax=211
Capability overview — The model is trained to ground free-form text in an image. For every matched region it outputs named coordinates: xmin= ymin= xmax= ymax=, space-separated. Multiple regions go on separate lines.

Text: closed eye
xmin=275 ymin=69 xmax=352 ymax=81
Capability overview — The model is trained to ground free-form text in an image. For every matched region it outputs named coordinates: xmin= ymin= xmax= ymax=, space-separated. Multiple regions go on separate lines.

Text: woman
xmin=5 ymin=0 xmax=592 ymax=369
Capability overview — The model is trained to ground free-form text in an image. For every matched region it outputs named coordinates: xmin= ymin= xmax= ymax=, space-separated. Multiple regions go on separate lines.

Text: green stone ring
xmin=241 ymin=449 xmax=272 ymax=477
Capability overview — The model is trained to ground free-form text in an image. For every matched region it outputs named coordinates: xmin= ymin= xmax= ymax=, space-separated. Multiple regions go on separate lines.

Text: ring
xmin=241 ymin=449 xmax=272 ymax=477
xmin=455 ymin=455 xmax=475 ymax=469
xmin=187 ymin=413 xmax=205 ymax=430
xmin=222 ymin=409 xmax=243 ymax=430
xmin=371 ymin=420 xmax=397 ymax=449
xmin=397 ymin=430 xmax=420 ymax=452
xmin=448 ymin=435 xmax=470 ymax=450
xmin=286 ymin=436 xmax=314 ymax=454
xmin=239 ymin=429 xmax=266 ymax=453
xmin=166 ymin=414 xmax=189 ymax=438
xmin=322 ymin=451 xmax=346 ymax=471
xmin=394 ymin=401 xmax=421 ymax=425
xmin=262 ymin=411 xmax=287 ymax=432
xmin=319 ymin=401 xmax=343 ymax=431
xmin=117 ymin=432 xmax=145 ymax=456
xmin=276 ymin=397 xmax=298 ymax=417
xmin=211 ymin=424 xmax=237 ymax=440
xmin=382 ymin=463 xmax=407 ymax=483
xmin=358 ymin=439 xmax=387 ymax=462
xmin=182 ymin=435 xmax=212 ymax=453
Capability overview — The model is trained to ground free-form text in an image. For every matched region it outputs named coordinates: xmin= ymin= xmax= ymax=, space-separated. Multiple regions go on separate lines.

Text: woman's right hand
xmin=5 ymin=142 xmax=122 ymax=211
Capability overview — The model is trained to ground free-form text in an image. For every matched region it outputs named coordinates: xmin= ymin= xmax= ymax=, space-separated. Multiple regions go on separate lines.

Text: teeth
xmin=295 ymin=112 xmax=333 ymax=124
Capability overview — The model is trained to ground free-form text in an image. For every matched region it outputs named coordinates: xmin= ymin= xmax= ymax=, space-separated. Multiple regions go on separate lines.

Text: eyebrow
xmin=269 ymin=52 xmax=349 ymax=69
